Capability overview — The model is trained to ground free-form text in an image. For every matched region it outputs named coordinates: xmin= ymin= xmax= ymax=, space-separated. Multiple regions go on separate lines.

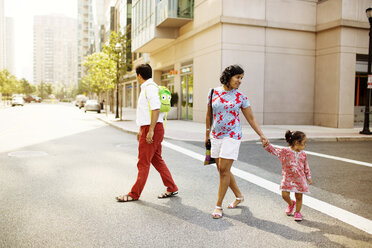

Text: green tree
xmin=0 ymin=69 xmax=18 ymax=97
xmin=36 ymin=82 xmax=53 ymax=99
xmin=19 ymin=78 xmax=36 ymax=95
xmin=82 ymin=52 xmax=117 ymax=95
xmin=103 ymin=28 xmax=132 ymax=76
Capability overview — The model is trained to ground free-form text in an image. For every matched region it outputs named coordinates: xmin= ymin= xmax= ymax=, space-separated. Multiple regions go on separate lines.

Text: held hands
xmin=260 ymin=135 xmax=269 ymax=147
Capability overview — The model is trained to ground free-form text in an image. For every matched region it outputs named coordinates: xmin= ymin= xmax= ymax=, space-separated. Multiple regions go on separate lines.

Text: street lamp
xmin=115 ymin=42 xmax=122 ymax=119
xmin=361 ymin=7 xmax=372 ymax=134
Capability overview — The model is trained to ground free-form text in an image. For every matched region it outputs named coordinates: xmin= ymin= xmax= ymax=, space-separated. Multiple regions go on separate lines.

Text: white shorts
xmin=210 ymin=137 xmax=241 ymax=161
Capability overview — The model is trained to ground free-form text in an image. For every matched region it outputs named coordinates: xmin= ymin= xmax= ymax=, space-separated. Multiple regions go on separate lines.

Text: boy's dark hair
xmin=135 ymin=63 xmax=152 ymax=80
xmin=220 ymin=65 xmax=244 ymax=85
xmin=285 ymin=130 xmax=306 ymax=146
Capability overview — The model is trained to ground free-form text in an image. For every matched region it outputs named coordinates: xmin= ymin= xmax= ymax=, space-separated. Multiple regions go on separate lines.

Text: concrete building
xmin=33 ymin=15 xmax=77 ymax=87
xmin=5 ymin=17 xmax=14 ymax=74
xmin=78 ymin=0 xmax=105 ymax=84
xmin=0 ymin=0 xmax=5 ymax=70
xmin=128 ymin=0 xmax=372 ymax=128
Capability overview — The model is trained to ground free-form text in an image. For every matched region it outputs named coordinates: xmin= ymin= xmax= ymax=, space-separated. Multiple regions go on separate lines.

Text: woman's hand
xmin=260 ymin=135 xmax=269 ymax=147
xmin=205 ymin=137 xmax=209 ymax=147
xmin=307 ymin=178 xmax=313 ymax=185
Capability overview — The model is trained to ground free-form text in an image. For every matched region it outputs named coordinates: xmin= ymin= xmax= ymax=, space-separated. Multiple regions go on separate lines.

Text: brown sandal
xmin=116 ymin=194 xmax=138 ymax=202
xmin=157 ymin=191 xmax=178 ymax=199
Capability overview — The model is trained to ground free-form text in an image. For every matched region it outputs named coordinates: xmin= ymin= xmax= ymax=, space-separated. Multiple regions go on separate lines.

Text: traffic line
xmin=162 ymin=141 xmax=372 ymax=235
xmin=271 ymin=144 xmax=372 ymax=168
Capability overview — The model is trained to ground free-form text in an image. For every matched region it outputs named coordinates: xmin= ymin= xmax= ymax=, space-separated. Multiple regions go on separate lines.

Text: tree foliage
xmin=0 ymin=69 xmax=36 ymax=97
xmin=81 ymin=29 xmax=132 ymax=96
xmin=82 ymin=52 xmax=116 ymax=95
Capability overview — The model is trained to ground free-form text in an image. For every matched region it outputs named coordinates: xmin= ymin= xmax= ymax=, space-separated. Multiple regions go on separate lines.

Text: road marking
xmin=162 ymin=141 xmax=372 ymax=235
xmin=271 ymin=144 xmax=372 ymax=168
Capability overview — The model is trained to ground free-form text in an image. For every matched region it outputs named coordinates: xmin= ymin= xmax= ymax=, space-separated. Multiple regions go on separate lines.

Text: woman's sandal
xmin=116 ymin=195 xmax=138 ymax=202
xmin=211 ymin=206 xmax=223 ymax=219
xmin=158 ymin=191 xmax=178 ymax=199
xmin=228 ymin=197 xmax=244 ymax=209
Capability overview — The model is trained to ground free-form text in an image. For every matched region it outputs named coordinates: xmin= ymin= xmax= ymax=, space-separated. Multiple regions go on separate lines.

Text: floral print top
xmin=207 ymin=87 xmax=250 ymax=140
xmin=264 ymin=144 xmax=312 ymax=193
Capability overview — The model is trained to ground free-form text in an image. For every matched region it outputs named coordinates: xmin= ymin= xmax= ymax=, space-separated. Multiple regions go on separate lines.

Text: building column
xmin=315 ymin=27 xmax=360 ymax=128
xmin=174 ymin=63 xmax=181 ymax=119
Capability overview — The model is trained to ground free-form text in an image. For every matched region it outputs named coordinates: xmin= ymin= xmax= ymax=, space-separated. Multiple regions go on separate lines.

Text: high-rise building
xmin=0 ymin=0 xmax=5 ymax=70
xmin=5 ymin=17 xmax=14 ymax=74
xmin=33 ymin=15 xmax=77 ymax=87
xmin=77 ymin=0 xmax=105 ymax=84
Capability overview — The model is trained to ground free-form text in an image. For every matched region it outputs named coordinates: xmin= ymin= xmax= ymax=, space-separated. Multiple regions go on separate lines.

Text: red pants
xmin=128 ymin=123 xmax=178 ymax=199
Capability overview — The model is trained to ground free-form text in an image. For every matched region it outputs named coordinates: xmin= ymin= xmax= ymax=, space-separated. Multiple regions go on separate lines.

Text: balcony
xmin=156 ymin=0 xmax=193 ymax=28
xmin=132 ymin=0 xmax=194 ymax=53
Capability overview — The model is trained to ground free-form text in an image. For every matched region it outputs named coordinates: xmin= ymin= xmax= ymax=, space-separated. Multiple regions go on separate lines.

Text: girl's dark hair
xmin=220 ymin=65 xmax=244 ymax=85
xmin=285 ymin=130 xmax=306 ymax=146
xmin=135 ymin=63 xmax=152 ymax=80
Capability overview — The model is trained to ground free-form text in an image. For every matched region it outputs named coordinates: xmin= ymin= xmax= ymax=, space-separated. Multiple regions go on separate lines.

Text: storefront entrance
xmin=180 ymin=65 xmax=193 ymax=120
xmin=355 ymin=54 xmax=372 ymax=123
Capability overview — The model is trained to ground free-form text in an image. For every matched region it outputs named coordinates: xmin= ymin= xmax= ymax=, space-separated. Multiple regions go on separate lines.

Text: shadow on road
xmin=137 ymin=196 xmax=234 ymax=232
xmin=227 ymin=206 xmax=371 ymax=248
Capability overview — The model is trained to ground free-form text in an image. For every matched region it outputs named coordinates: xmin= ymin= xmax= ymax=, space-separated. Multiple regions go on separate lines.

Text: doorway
xmin=181 ymin=73 xmax=193 ymax=120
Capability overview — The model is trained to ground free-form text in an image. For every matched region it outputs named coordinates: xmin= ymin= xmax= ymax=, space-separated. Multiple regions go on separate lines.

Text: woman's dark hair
xmin=220 ymin=65 xmax=244 ymax=85
xmin=285 ymin=130 xmax=306 ymax=146
xmin=135 ymin=63 xmax=152 ymax=80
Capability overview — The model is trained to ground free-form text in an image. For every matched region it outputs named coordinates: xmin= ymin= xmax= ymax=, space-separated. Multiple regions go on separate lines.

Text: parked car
xmin=34 ymin=96 xmax=42 ymax=103
xmin=11 ymin=97 xmax=25 ymax=106
xmin=23 ymin=95 xmax=35 ymax=103
xmin=75 ymin=94 xmax=87 ymax=107
xmin=84 ymin=100 xmax=101 ymax=113
xmin=78 ymin=98 xmax=87 ymax=109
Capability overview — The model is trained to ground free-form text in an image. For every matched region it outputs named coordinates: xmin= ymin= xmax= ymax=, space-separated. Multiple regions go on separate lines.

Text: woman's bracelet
xmin=206 ymin=128 xmax=210 ymax=131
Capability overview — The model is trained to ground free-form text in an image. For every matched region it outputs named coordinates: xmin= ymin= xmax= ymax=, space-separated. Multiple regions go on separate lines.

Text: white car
xmin=84 ymin=100 xmax=101 ymax=113
xmin=11 ymin=97 xmax=25 ymax=107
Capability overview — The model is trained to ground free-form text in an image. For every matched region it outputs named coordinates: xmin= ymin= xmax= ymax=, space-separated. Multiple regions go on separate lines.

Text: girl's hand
xmin=308 ymin=178 xmax=313 ymax=185
xmin=260 ymin=135 xmax=269 ymax=147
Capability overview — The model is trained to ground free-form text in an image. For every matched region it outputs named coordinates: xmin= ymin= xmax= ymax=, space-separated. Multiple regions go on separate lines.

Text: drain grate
xmin=8 ymin=151 xmax=48 ymax=158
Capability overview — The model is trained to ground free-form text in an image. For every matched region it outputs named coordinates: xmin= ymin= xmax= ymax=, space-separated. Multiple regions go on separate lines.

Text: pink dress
xmin=265 ymin=144 xmax=311 ymax=193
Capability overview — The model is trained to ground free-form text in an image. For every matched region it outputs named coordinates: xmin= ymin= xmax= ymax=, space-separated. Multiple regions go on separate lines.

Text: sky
xmin=4 ymin=0 xmax=77 ymax=83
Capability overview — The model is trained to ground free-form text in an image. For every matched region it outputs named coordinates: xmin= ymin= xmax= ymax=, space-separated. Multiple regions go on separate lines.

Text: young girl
xmin=264 ymin=130 xmax=312 ymax=221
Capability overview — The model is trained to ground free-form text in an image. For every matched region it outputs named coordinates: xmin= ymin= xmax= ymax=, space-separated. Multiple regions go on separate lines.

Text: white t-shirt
xmin=136 ymin=78 xmax=165 ymax=126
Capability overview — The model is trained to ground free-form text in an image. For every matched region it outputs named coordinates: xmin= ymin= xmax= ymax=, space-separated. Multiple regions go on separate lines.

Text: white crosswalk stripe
xmin=163 ymin=141 xmax=372 ymax=235
xmin=271 ymin=144 xmax=372 ymax=168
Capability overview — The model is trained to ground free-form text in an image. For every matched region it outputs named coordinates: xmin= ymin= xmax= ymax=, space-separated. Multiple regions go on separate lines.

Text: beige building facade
xmin=130 ymin=0 xmax=372 ymax=128
xmin=0 ymin=0 xmax=5 ymax=70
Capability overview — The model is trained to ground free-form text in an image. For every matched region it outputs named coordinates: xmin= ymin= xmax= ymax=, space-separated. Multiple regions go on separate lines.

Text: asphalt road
xmin=0 ymin=103 xmax=371 ymax=248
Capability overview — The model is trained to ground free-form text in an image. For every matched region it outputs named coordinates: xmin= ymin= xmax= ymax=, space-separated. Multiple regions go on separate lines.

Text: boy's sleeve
xmin=304 ymin=153 xmax=311 ymax=179
xmin=146 ymin=85 xmax=161 ymax=110
xmin=264 ymin=144 xmax=281 ymax=158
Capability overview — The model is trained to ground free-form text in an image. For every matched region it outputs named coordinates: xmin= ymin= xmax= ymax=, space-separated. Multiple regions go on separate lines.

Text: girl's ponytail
xmin=285 ymin=130 xmax=293 ymax=146
xmin=285 ymin=130 xmax=306 ymax=147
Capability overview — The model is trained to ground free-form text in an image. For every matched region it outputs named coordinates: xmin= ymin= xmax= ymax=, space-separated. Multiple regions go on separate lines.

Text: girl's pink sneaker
xmin=294 ymin=212 xmax=303 ymax=221
xmin=285 ymin=200 xmax=296 ymax=216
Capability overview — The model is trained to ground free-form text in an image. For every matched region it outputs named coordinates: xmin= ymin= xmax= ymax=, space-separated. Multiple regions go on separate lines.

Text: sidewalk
xmin=97 ymin=108 xmax=372 ymax=142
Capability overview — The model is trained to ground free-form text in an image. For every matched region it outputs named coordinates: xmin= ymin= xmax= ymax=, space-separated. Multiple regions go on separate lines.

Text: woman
xmin=206 ymin=65 xmax=268 ymax=219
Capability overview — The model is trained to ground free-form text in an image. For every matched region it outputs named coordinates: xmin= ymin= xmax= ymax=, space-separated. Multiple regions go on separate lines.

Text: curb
xmin=97 ymin=117 xmax=138 ymax=136
xmin=97 ymin=117 xmax=372 ymax=142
